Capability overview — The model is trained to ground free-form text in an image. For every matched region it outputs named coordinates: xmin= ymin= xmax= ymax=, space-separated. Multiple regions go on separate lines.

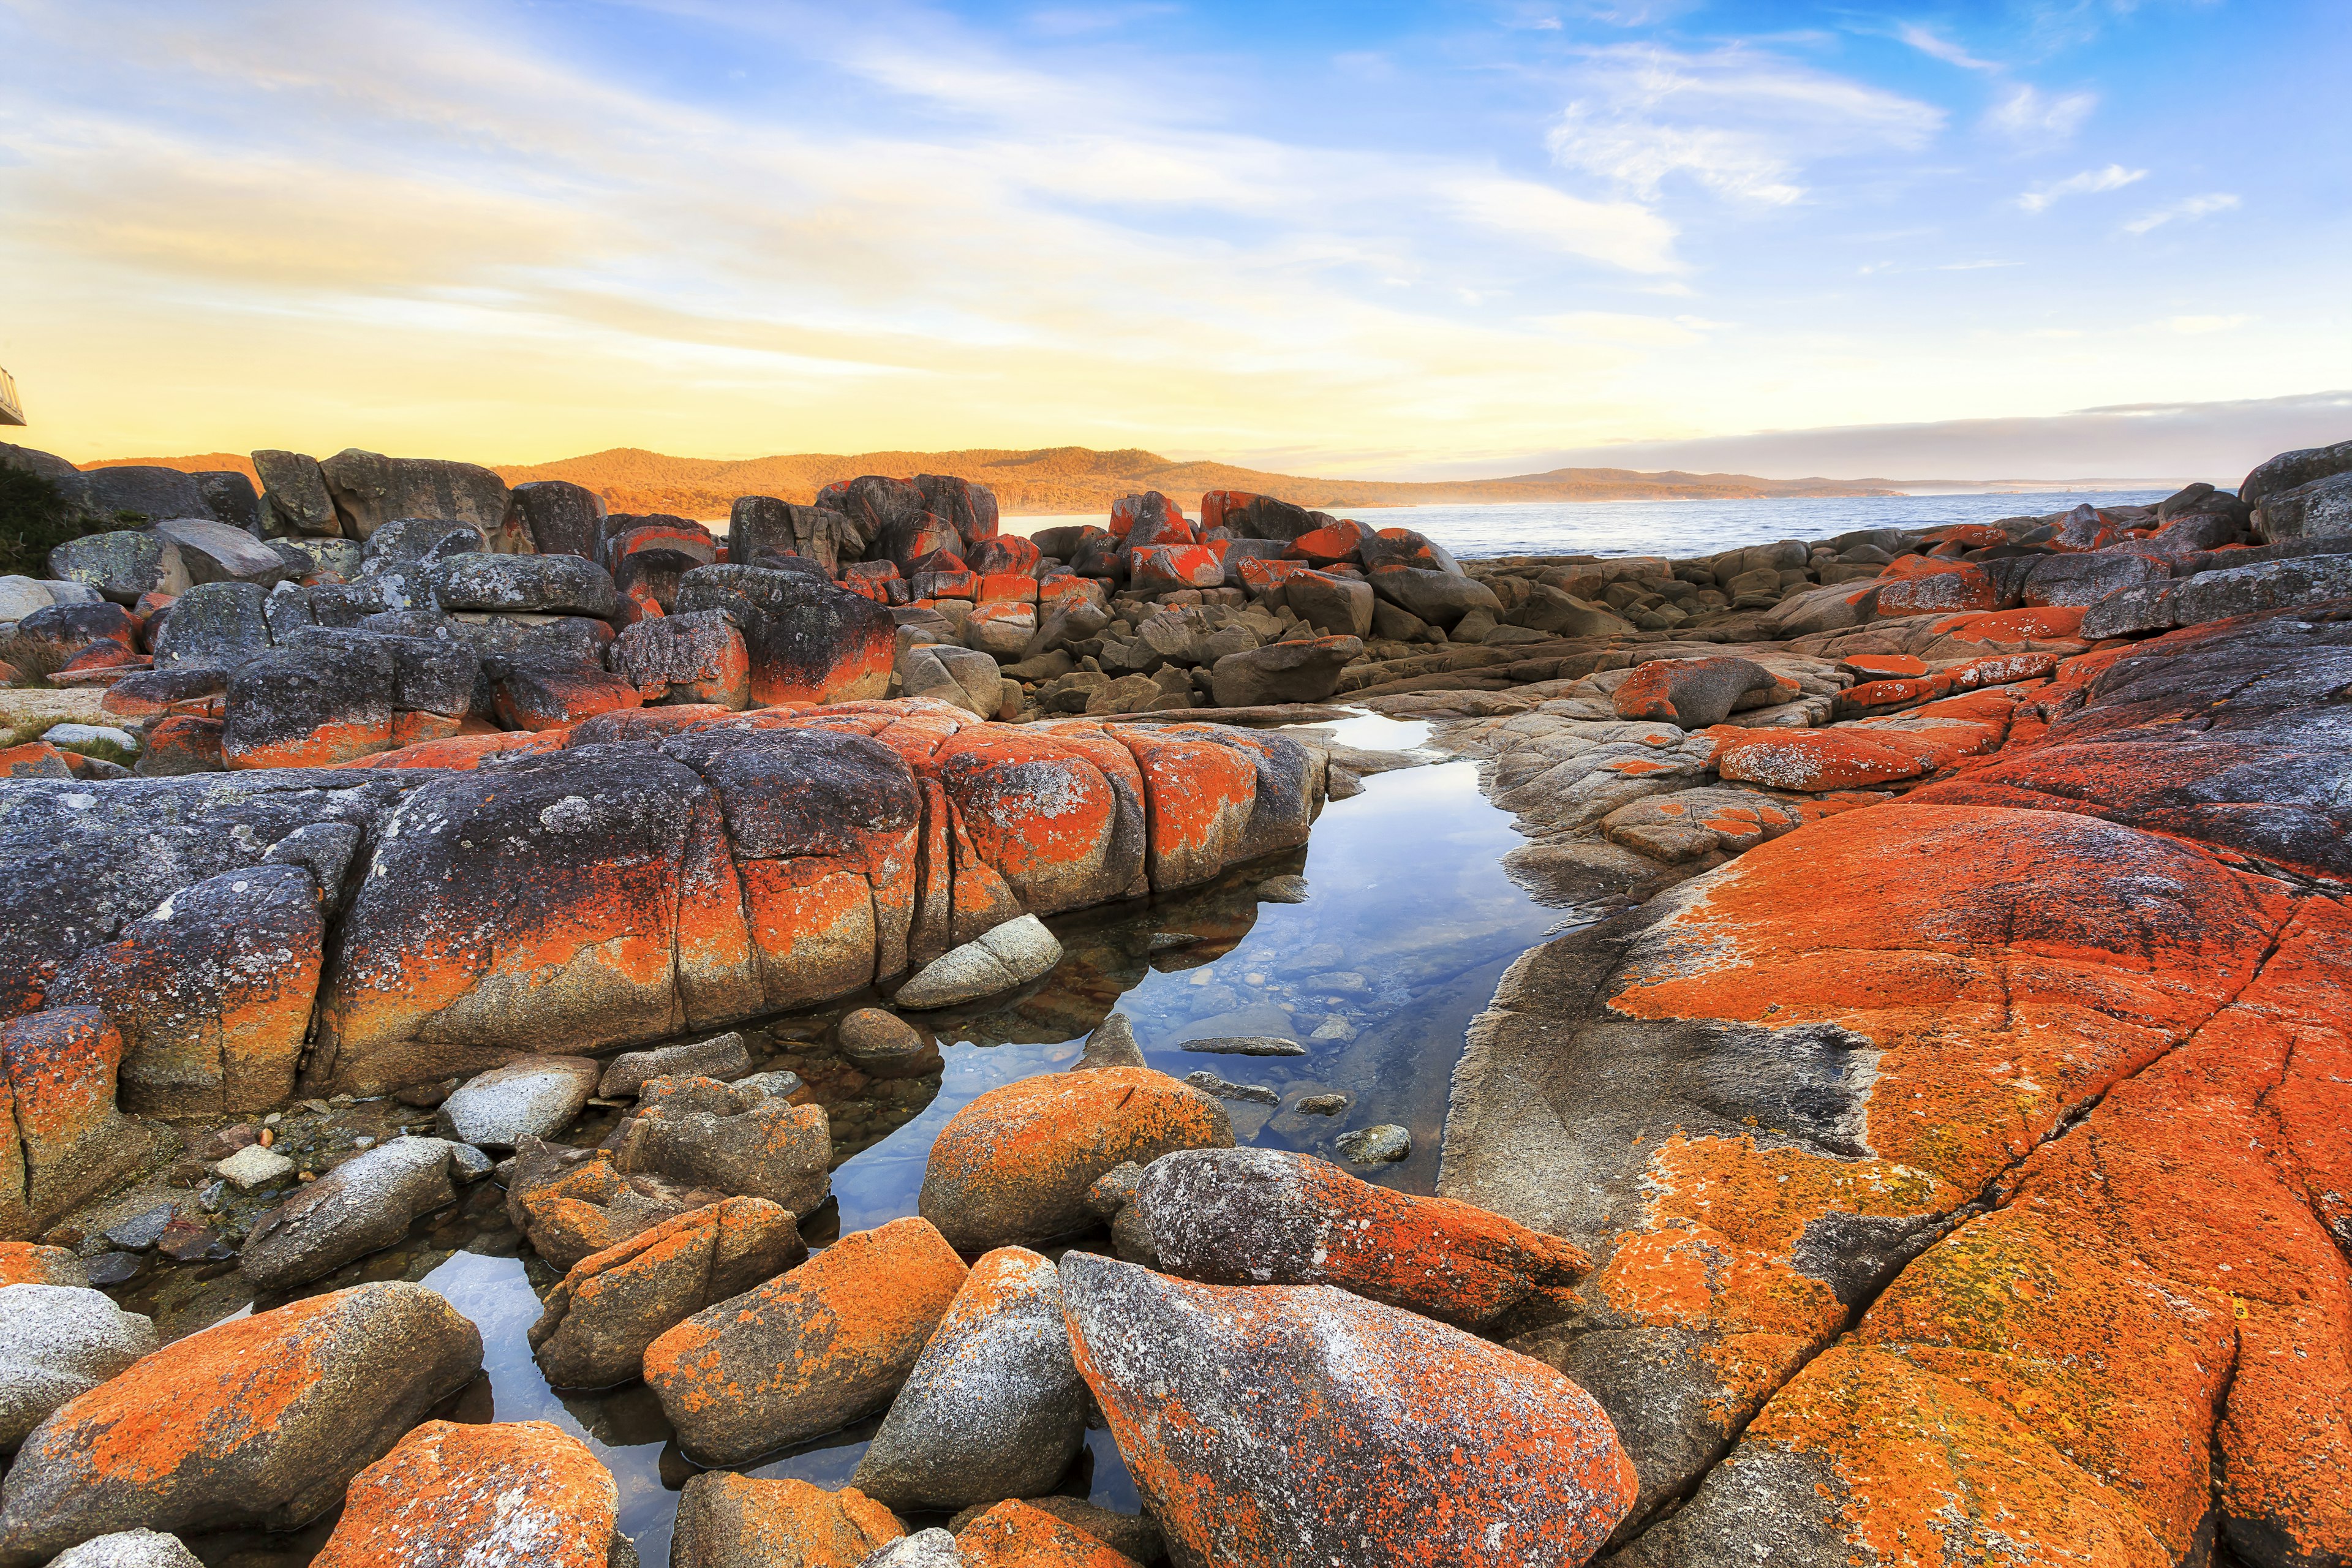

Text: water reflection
xmin=154 ymin=715 xmax=1560 ymax=1565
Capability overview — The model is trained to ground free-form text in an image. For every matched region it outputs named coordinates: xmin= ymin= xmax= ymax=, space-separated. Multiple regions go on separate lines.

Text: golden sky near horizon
xmin=3 ymin=2 xmax=2346 ymax=481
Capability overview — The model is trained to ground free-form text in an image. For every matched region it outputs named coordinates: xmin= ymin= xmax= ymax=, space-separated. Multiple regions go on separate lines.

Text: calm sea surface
xmin=1006 ymin=489 xmax=2175 ymax=562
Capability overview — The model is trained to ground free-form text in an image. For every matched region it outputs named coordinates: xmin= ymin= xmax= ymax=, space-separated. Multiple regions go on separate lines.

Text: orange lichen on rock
xmin=0 ymin=1282 xmax=483 ymax=1562
xmin=1135 ymin=1147 xmax=1592 ymax=1330
xmin=643 ymin=1216 xmax=967 ymax=1466
xmin=0 ymin=1242 xmax=83 ymax=1287
xmin=1061 ymin=1254 xmax=1636 ymax=1568
xmin=671 ymin=1472 xmax=903 ymax=1567
xmin=919 ymin=1068 xmax=1234 ymax=1251
xmin=960 ymin=1499 xmax=1142 ymax=1568
xmin=311 ymin=1420 xmax=619 ymax=1568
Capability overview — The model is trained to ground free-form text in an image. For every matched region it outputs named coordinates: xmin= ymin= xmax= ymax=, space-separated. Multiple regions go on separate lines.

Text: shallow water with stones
xmin=97 ymin=714 xmax=1559 ymax=1566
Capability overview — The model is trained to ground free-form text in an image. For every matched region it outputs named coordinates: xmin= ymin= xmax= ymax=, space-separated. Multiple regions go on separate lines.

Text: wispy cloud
xmin=1896 ymin=23 xmax=2001 ymax=72
xmin=1985 ymin=83 xmax=2098 ymax=145
xmin=2124 ymin=192 xmax=2240 ymax=235
xmin=2018 ymin=163 xmax=2146 ymax=212
xmin=1547 ymin=43 xmax=1942 ymax=206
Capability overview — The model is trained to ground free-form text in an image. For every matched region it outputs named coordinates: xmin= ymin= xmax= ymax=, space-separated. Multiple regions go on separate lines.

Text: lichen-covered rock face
xmin=612 ymin=610 xmax=751 ymax=709
xmin=675 ymin=565 xmax=895 ymax=706
xmin=919 ymin=1069 xmax=1234 ymax=1251
xmin=0 ymin=1282 xmax=483 ymax=1566
xmin=1133 ymin=1148 xmax=1590 ymax=1331
xmin=1060 ymin=1254 xmax=1637 ymax=1568
xmin=1437 ymin=599 xmax=2352 ymax=1565
xmin=957 ymin=1500 xmax=1141 ymax=1568
xmin=47 ymin=864 xmax=322 ymax=1115
xmin=851 ymin=1247 xmax=1088 ymax=1512
xmin=1611 ymin=657 xmax=1786 ymax=728
xmin=671 ymin=1472 xmax=902 ymax=1568
xmin=315 ymin=449 xmax=510 ymax=543
xmin=644 ymin=1216 xmax=968 ymax=1466
xmin=507 ymin=479 xmax=607 ymax=559
xmin=612 ymin=1074 xmax=831 ymax=1216
xmin=529 ymin=1195 xmax=804 ymax=1390
xmin=511 ymin=1148 xmax=729 ymax=1272
xmin=309 ymin=1420 xmax=619 ymax=1568
xmin=0 ymin=1009 xmax=160 ymax=1236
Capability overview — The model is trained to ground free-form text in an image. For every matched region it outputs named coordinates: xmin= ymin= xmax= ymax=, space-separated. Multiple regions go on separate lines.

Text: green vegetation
xmin=0 ymin=467 xmax=110 ymax=579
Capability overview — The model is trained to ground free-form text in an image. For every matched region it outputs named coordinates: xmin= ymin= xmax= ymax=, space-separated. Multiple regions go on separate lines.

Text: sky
xmin=1 ymin=0 xmax=2346 ymax=483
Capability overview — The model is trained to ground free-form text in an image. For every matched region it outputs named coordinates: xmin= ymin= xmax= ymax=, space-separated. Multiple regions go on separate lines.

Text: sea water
xmin=1006 ymin=488 xmax=2176 ymax=560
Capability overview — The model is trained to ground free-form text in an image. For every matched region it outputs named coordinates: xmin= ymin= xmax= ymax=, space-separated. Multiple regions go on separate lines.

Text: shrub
xmin=0 ymin=464 xmax=80 ymax=579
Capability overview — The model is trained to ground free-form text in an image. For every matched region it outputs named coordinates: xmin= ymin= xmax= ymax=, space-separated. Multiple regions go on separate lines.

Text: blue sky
xmin=1 ymin=0 xmax=2345 ymax=480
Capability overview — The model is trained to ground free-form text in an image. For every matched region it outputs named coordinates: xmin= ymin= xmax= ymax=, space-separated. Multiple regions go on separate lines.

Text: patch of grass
xmin=0 ymin=464 xmax=84 ymax=579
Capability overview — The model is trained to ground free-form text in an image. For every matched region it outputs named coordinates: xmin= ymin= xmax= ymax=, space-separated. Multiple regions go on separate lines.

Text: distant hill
xmin=77 ymin=445 xmax=1901 ymax=518
xmin=491 ymin=446 xmax=1902 ymax=518
xmin=78 ymin=452 xmax=259 ymax=484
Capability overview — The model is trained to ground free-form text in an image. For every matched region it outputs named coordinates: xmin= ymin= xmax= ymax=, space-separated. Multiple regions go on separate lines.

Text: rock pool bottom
xmin=105 ymin=715 xmax=1561 ymax=1566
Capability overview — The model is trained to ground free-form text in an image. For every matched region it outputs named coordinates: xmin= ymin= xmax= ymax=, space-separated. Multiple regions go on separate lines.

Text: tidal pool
xmin=122 ymin=715 xmax=1562 ymax=1566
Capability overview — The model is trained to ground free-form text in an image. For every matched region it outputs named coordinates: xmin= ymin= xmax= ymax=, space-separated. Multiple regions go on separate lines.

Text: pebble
xmin=103 ymin=1205 xmax=176 ymax=1252
xmin=1183 ymin=1071 xmax=1280 ymax=1104
xmin=155 ymin=1219 xmax=226 ymax=1262
xmin=1148 ymin=932 xmax=1200 ymax=952
xmin=215 ymin=1144 xmax=295 ymax=1191
xmin=1295 ymin=1094 xmax=1349 ymax=1116
xmin=837 ymin=1009 xmax=937 ymax=1077
xmin=196 ymin=1180 xmax=226 ymax=1214
xmin=1336 ymin=1124 xmax=1412 ymax=1164
xmin=1256 ymin=875 xmax=1311 ymax=902
xmin=1180 ymin=1036 xmax=1307 ymax=1057
xmin=84 ymin=1252 xmax=145 ymax=1287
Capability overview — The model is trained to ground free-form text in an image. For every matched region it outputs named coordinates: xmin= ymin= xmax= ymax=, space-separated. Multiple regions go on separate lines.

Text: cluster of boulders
xmin=1 ymin=432 xmax=2350 ymax=1566
xmin=1425 ymin=444 xmax=2352 ymax=1565
xmin=0 ymin=1033 xmax=1643 ymax=1566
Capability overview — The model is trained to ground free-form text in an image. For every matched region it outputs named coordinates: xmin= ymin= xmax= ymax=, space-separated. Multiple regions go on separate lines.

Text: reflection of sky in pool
xmin=173 ymin=715 xmax=1563 ymax=1564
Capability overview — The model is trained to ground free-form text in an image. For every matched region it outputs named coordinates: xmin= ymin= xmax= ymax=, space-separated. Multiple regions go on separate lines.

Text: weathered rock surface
xmin=957 ymin=1501 xmax=1140 ymax=1568
xmin=309 ymin=1420 xmax=621 ymax=1568
xmin=529 ymin=1195 xmax=804 ymax=1389
xmin=1061 ymin=1254 xmax=1635 ymax=1568
xmin=238 ymin=1136 xmax=464 ymax=1291
xmin=919 ymin=1069 xmax=1233 ymax=1250
xmin=45 ymin=1530 xmax=202 ymax=1568
xmin=0 ymin=1286 xmax=157 ymax=1449
xmin=0 ymin=1281 xmax=482 ymax=1564
xmin=645 ymin=1216 xmax=967 ymax=1464
xmin=851 ymin=1248 xmax=1088 ymax=1511
xmin=434 ymin=1055 xmax=601 ymax=1148
xmin=611 ymin=1074 xmax=831 ymax=1215
xmin=671 ymin=1473 xmax=902 ymax=1568
xmin=1132 ymin=1148 xmax=1589 ymax=1330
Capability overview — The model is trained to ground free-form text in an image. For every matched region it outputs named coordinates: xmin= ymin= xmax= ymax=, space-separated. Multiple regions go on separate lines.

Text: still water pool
xmin=139 ymin=715 xmax=1563 ymax=1566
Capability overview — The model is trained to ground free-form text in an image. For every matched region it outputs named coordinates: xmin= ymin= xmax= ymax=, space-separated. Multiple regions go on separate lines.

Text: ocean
xmin=1003 ymin=489 xmax=2177 ymax=562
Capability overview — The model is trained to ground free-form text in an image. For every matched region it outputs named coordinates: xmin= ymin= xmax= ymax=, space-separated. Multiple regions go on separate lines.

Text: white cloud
xmin=1446 ymin=178 xmax=1681 ymax=273
xmin=1896 ymin=24 xmax=2001 ymax=72
xmin=1546 ymin=44 xmax=1942 ymax=206
xmin=1985 ymin=84 xmax=2098 ymax=145
xmin=2018 ymin=163 xmax=2146 ymax=212
xmin=2124 ymin=193 xmax=2240 ymax=235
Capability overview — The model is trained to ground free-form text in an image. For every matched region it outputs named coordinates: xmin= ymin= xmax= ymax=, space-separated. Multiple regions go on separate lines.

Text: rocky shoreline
xmin=0 ymin=434 xmax=2346 ymax=1565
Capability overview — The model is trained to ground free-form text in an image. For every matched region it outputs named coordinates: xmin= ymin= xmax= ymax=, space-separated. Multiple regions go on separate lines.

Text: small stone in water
xmin=197 ymin=1180 xmax=225 ymax=1213
xmin=1183 ymin=1071 xmax=1280 ymax=1104
xmin=1256 ymin=874 xmax=1310 ymax=903
xmin=1148 ymin=932 xmax=1199 ymax=952
xmin=1336 ymin=1124 xmax=1412 ymax=1164
xmin=84 ymin=1251 xmax=145 ymax=1287
xmin=156 ymin=1219 xmax=225 ymax=1262
xmin=1295 ymin=1094 xmax=1349 ymax=1116
xmin=103 ymin=1205 xmax=175 ymax=1252
xmin=1180 ymin=1037 xmax=1306 ymax=1057
xmin=216 ymin=1144 xmax=295 ymax=1191
xmin=263 ymin=1112 xmax=282 ymax=1126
